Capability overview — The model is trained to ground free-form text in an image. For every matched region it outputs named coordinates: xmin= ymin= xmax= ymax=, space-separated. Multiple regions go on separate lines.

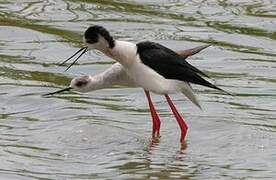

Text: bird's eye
xmin=76 ymin=80 xmax=88 ymax=87
xmin=86 ymin=40 xmax=93 ymax=44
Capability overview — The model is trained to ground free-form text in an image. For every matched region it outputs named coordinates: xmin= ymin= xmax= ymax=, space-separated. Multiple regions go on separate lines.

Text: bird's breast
xmin=125 ymin=60 xmax=179 ymax=94
xmin=108 ymin=40 xmax=180 ymax=94
xmin=109 ymin=41 xmax=137 ymax=67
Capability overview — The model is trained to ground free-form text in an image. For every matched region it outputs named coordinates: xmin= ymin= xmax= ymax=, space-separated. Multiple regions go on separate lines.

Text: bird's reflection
xmin=146 ymin=135 xmax=188 ymax=155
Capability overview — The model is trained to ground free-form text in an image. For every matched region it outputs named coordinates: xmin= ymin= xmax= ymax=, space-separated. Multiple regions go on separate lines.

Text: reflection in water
xmin=0 ymin=0 xmax=276 ymax=179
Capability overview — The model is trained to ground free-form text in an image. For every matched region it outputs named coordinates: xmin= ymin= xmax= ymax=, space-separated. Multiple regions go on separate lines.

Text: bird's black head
xmin=59 ymin=25 xmax=115 ymax=71
xmin=84 ymin=25 xmax=115 ymax=49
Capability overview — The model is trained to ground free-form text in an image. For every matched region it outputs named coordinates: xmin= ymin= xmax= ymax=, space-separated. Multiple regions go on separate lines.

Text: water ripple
xmin=0 ymin=0 xmax=276 ymax=179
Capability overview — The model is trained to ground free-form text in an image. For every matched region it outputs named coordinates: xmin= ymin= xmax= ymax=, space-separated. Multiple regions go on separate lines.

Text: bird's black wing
xmin=136 ymin=41 xmax=227 ymax=93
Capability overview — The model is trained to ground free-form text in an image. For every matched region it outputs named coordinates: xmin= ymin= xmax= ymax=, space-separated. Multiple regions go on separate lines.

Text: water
xmin=0 ymin=0 xmax=276 ymax=179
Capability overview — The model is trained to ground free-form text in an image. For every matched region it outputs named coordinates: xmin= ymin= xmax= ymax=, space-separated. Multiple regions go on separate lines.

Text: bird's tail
xmin=180 ymin=82 xmax=202 ymax=109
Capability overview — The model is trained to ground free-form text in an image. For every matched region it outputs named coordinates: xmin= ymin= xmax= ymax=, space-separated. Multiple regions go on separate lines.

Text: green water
xmin=0 ymin=0 xmax=276 ymax=179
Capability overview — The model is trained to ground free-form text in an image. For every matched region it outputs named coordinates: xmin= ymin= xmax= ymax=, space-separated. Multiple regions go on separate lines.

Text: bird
xmin=45 ymin=45 xmax=209 ymax=97
xmin=45 ymin=25 xmax=231 ymax=144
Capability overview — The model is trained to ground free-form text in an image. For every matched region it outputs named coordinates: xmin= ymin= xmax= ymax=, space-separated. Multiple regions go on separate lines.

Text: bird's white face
xmin=70 ymin=76 xmax=92 ymax=92
xmin=42 ymin=75 xmax=96 ymax=96
xmin=85 ymin=35 xmax=109 ymax=53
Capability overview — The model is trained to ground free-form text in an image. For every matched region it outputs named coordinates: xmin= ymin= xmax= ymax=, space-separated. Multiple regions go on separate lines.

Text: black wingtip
xmin=222 ymin=89 xmax=235 ymax=96
xmin=195 ymin=75 xmax=233 ymax=96
xmin=197 ymin=70 xmax=210 ymax=79
xmin=212 ymin=85 xmax=234 ymax=96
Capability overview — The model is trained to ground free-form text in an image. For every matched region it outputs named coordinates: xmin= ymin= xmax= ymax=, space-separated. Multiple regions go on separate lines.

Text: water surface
xmin=0 ymin=0 xmax=276 ymax=179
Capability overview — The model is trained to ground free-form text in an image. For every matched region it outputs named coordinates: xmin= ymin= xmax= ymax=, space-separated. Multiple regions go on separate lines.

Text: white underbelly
xmin=125 ymin=62 xmax=181 ymax=94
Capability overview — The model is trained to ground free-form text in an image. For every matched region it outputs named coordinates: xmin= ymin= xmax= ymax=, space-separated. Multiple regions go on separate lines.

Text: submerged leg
xmin=144 ymin=90 xmax=161 ymax=138
xmin=165 ymin=94 xmax=188 ymax=144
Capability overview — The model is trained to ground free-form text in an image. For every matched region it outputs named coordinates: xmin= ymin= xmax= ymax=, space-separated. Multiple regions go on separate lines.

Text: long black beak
xmin=42 ymin=87 xmax=72 ymax=97
xmin=60 ymin=47 xmax=88 ymax=71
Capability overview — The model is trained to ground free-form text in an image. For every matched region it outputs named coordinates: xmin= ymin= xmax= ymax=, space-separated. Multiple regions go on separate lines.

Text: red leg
xmin=165 ymin=94 xmax=188 ymax=144
xmin=144 ymin=90 xmax=161 ymax=138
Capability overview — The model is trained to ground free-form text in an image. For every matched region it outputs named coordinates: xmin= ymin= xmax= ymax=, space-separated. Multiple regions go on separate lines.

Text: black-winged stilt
xmin=45 ymin=26 xmax=231 ymax=144
xmin=46 ymin=45 xmax=209 ymax=95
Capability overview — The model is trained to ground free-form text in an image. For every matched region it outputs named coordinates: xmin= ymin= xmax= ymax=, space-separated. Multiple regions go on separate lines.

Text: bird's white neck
xmin=106 ymin=40 xmax=137 ymax=67
xmin=85 ymin=74 xmax=114 ymax=92
xmin=78 ymin=64 xmax=122 ymax=92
